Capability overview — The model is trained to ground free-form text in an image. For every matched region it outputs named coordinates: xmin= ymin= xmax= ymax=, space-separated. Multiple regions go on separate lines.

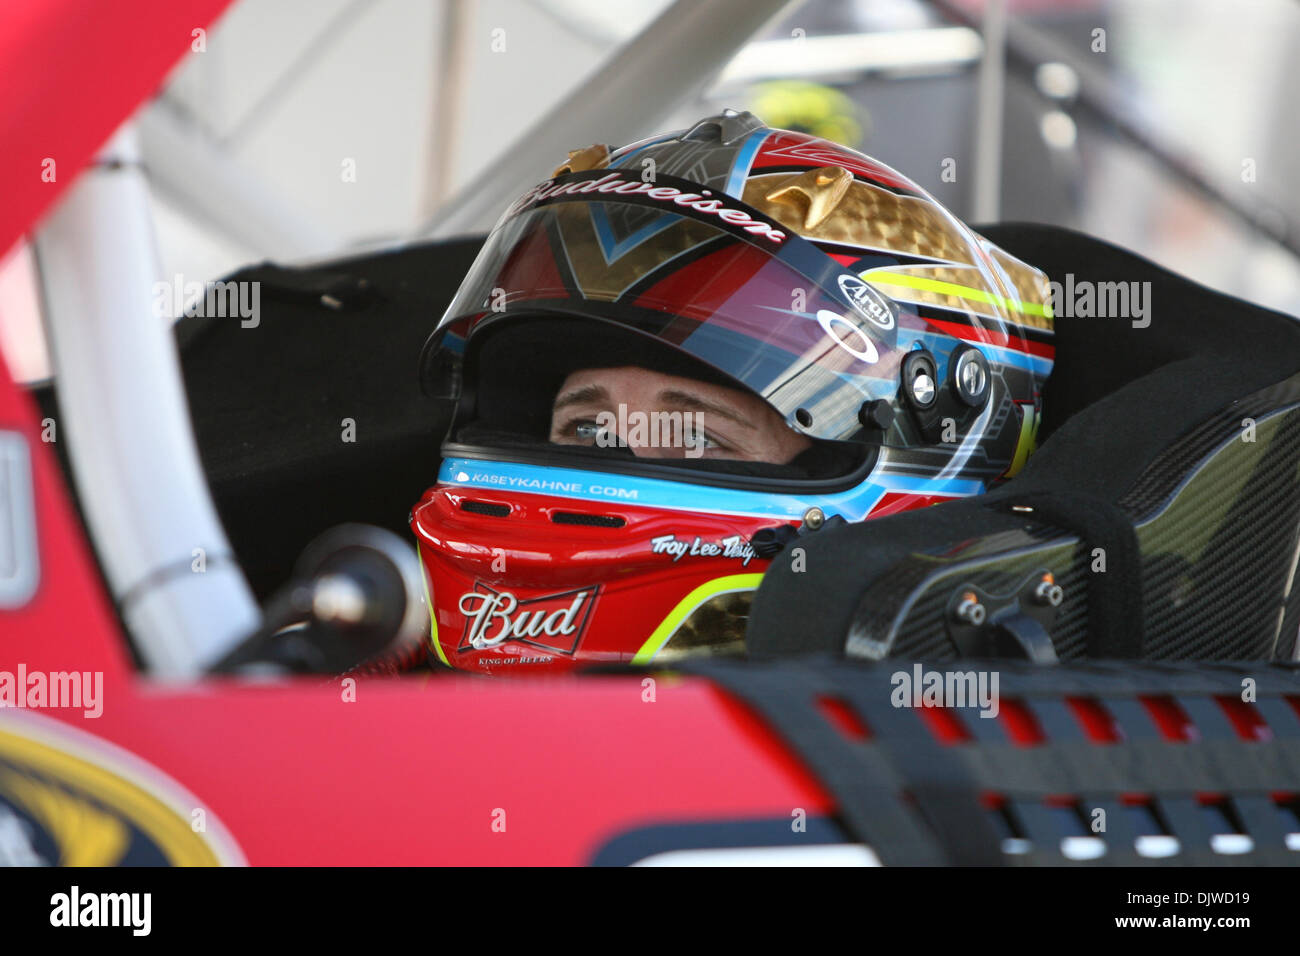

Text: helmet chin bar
xmin=33 ymin=125 xmax=260 ymax=678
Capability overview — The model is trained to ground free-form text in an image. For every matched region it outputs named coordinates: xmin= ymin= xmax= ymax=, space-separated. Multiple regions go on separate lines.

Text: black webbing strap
xmin=987 ymin=491 xmax=1144 ymax=657
xmin=846 ymin=684 xmax=1007 ymax=866
xmin=684 ymin=659 xmax=1004 ymax=866
xmin=938 ymin=664 xmax=1300 ymax=865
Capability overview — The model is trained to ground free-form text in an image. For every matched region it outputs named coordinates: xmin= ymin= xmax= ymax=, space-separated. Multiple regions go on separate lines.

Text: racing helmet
xmin=412 ymin=110 xmax=1054 ymax=674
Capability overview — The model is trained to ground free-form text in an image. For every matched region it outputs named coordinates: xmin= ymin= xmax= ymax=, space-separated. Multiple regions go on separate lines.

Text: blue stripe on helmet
xmin=725 ymin=127 xmax=770 ymax=197
xmin=439 ymin=457 xmax=981 ymax=522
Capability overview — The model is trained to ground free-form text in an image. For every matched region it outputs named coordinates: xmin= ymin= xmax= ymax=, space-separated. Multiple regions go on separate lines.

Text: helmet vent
xmin=550 ymin=511 xmax=625 ymax=528
xmin=460 ymin=500 xmax=511 ymax=517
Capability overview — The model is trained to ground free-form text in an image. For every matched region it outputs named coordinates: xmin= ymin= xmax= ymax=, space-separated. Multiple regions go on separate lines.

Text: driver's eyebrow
xmin=657 ymin=389 xmax=755 ymax=429
xmin=553 ymin=384 xmax=609 ymax=412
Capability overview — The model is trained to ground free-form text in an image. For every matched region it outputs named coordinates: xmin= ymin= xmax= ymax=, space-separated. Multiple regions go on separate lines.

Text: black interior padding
xmin=33 ymin=238 xmax=482 ymax=600
xmin=983 ymin=224 xmax=1300 ymax=449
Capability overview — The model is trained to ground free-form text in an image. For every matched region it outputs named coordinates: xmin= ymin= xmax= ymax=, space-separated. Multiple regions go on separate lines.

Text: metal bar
xmin=32 ymin=125 xmax=261 ymax=678
xmin=929 ymin=0 xmax=1300 ymax=260
xmin=972 ymin=0 xmax=1007 ymax=223
xmin=420 ymin=0 xmax=471 ymax=219
xmin=713 ymin=26 xmax=982 ymax=86
xmin=419 ymin=0 xmax=797 ymax=240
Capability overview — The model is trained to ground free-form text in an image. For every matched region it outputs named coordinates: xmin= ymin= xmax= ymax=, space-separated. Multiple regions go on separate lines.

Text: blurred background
xmin=3 ymin=0 xmax=1299 ymax=382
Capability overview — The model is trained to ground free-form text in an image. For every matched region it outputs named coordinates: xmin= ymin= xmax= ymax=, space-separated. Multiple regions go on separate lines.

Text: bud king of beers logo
xmin=456 ymin=583 xmax=599 ymax=655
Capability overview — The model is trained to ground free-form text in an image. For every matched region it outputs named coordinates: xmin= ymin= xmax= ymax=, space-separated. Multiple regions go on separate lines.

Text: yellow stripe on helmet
xmin=631 ymin=573 xmax=765 ymax=664
xmin=865 ymin=269 xmax=1053 ymax=321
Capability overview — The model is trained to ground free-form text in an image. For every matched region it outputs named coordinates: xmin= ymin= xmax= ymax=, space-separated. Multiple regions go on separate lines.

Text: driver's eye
xmin=685 ymin=426 xmax=721 ymax=450
xmin=573 ymin=421 xmax=605 ymax=443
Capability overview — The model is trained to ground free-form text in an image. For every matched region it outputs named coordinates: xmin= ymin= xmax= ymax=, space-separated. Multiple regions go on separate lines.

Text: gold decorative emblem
xmin=551 ymin=143 xmax=611 ymax=177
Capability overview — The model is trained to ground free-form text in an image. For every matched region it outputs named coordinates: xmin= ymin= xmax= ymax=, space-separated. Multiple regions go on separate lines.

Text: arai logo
xmin=457 ymin=583 xmax=598 ymax=654
xmin=837 ymin=274 xmax=896 ymax=331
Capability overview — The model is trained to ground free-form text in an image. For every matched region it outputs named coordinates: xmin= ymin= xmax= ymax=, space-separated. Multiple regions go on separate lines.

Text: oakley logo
xmin=816 ymin=310 xmax=878 ymax=364
xmin=837 ymin=274 xmax=896 ymax=331
xmin=457 ymin=584 xmax=598 ymax=654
